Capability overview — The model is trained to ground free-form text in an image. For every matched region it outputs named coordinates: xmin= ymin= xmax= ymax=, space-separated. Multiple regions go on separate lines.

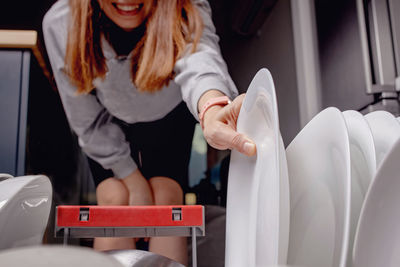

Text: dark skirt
xmin=88 ymin=101 xmax=197 ymax=193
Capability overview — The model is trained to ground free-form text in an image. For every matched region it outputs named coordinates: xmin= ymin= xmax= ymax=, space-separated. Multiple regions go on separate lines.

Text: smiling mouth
xmin=112 ymin=2 xmax=144 ymax=15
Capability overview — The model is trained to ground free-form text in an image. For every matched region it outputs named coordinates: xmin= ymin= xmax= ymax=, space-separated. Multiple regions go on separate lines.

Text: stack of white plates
xmin=226 ymin=68 xmax=400 ymax=267
xmin=286 ymin=107 xmax=351 ymax=267
xmin=284 ymin=108 xmax=400 ymax=267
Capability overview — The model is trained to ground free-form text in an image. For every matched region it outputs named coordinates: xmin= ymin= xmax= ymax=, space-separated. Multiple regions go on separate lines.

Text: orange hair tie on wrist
xmin=199 ymin=96 xmax=231 ymax=129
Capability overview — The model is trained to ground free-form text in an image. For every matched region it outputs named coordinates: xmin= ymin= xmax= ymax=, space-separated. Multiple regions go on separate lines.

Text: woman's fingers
xmin=202 ymin=93 xmax=256 ymax=156
xmin=204 ymin=122 xmax=256 ymax=156
xmin=216 ymin=94 xmax=244 ymax=124
xmin=220 ymin=124 xmax=256 ymax=156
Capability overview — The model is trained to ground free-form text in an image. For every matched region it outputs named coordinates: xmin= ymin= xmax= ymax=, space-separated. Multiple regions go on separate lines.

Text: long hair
xmin=65 ymin=0 xmax=203 ymax=94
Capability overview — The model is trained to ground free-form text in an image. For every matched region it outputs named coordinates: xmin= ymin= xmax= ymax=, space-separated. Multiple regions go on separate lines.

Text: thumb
xmin=226 ymin=128 xmax=257 ymax=156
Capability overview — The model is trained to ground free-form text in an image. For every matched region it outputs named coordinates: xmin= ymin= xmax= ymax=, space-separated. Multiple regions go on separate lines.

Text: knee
xmin=96 ymin=177 xmax=129 ymax=205
xmin=150 ymin=177 xmax=184 ymax=205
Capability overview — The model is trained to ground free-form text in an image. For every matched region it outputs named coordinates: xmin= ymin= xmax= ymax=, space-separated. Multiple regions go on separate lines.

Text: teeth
xmin=116 ymin=4 xmax=140 ymax=12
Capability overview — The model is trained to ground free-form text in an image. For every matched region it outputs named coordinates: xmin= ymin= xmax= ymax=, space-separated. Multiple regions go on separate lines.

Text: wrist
xmin=202 ymin=105 xmax=223 ymax=129
xmin=197 ymin=90 xmax=225 ymax=112
xmin=199 ymin=96 xmax=231 ymax=129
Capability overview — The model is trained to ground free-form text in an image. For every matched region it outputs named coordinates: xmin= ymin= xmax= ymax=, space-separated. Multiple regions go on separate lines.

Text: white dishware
xmin=107 ymin=249 xmax=184 ymax=267
xmin=342 ymin=110 xmax=376 ymax=266
xmin=225 ymin=68 xmax=289 ymax=267
xmin=353 ymin=138 xmax=400 ymax=267
xmin=0 ymin=245 xmax=124 ymax=267
xmin=0 ymin=175 xmax=52 ymax=249
xmin=286 ymin=107 xmax=351 ymax=267
xmin=364 ymin=110 xmax=400 ymax=167
xmin=0 ymin=173 xmax=13 ymax=182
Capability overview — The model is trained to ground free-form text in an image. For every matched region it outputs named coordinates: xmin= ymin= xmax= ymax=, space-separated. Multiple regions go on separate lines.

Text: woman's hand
xmin=199 ymin=91 xmax=257 ymax=156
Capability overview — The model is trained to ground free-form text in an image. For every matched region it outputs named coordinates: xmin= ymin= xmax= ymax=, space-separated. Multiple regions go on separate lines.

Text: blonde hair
xmin=65 ymin=0 xmax=203 ymax=93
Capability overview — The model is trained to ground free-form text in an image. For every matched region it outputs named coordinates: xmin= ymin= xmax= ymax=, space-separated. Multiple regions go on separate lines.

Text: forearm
xmin=174 ymin=0 xmax=238 ymax=120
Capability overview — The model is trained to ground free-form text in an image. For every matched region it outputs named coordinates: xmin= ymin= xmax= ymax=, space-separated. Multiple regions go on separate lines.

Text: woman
xmin=43 ymin=0 xmax=256 ymax=264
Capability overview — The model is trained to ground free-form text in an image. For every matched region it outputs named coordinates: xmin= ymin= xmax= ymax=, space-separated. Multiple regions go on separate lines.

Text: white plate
xmin=342 ymin=110 xmax=376 ymax=266
xmin=0 ymin=175 xmax=52 ymax=249
xmin=0 ymin=173 xmax=13 ymax=182
xmin=364 ymin=111 xmax=400 ymax=167
xmin=286 ymin=107 xmax=351 ymax=267
xmin=106 ymin=249 xmax=184 ymax=267
xmin=0 ymin=245 xmax=123 ymax=267
xmin=225 ymin=68 xmax=289 ymax=267
xmin=353 ymin=138 xmax=400 ymax=267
